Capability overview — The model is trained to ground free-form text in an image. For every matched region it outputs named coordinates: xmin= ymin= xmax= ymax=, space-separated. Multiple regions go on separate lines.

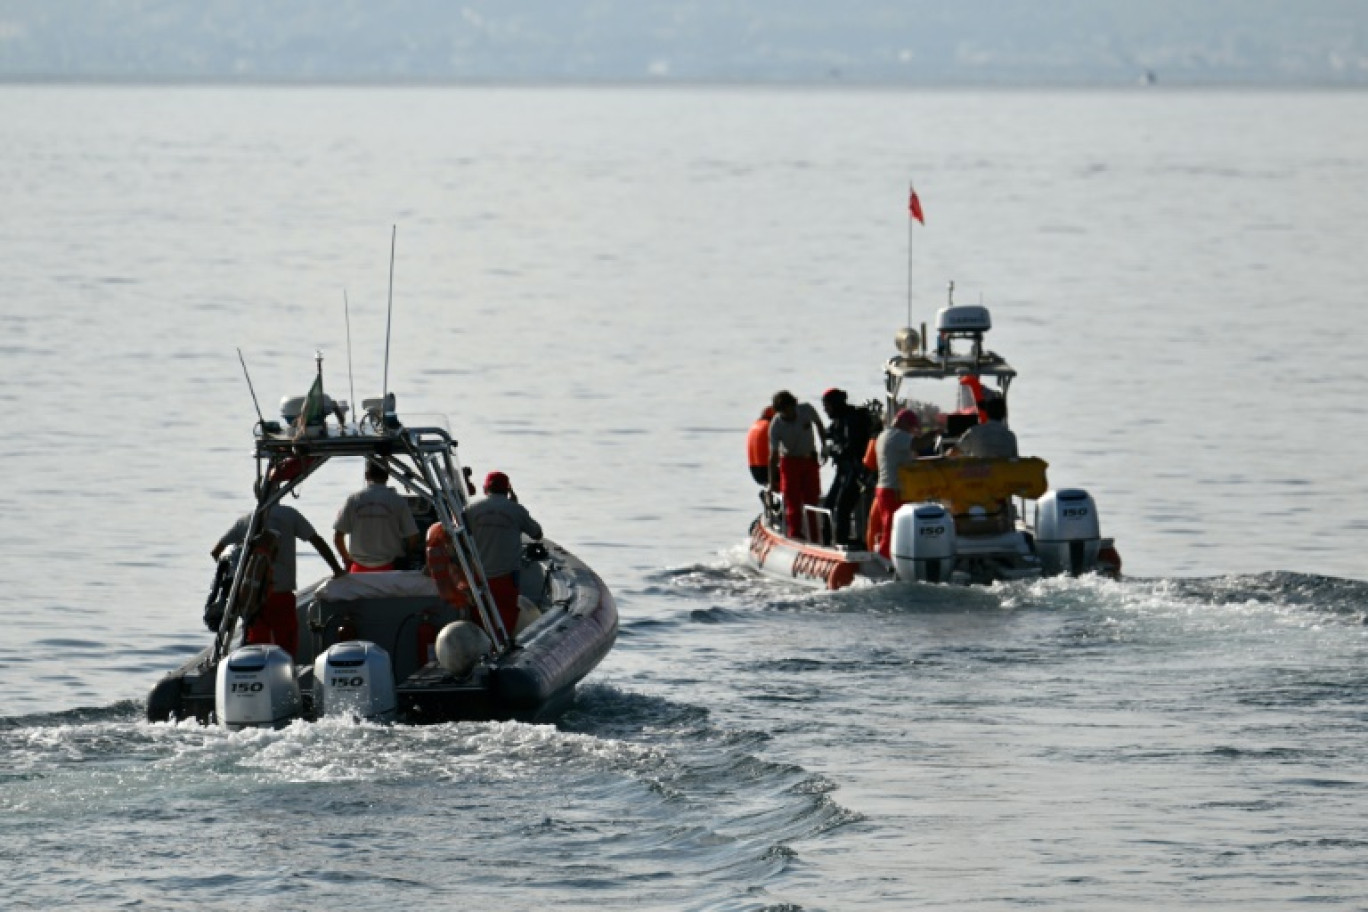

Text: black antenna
xmin=236 ymin=347 xmax=266 ymax=426
xmin=382 ymin=225 xmax=396 ymax=414
xmin=343 ymin=289 xmax=356 ymax=422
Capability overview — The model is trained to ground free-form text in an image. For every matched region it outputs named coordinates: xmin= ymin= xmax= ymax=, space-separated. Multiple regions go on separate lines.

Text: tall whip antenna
xmin=381 ymin=224 xmax=396 ymax=414
xmin=343 ymin=289 xmax=356 ymax=422
xmin=236 ymin=347 xmax=266 ymax=426
xmin=907 ymin=213 xmax=913 ymax=328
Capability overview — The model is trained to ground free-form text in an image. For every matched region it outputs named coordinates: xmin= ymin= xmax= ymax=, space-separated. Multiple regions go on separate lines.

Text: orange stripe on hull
xmin=750 ymin=522 xmax=862 ymax=590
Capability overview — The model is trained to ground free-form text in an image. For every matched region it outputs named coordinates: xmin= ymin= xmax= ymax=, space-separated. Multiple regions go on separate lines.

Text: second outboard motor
xmin=216 ymin=644 xmax=301 ymax=730
xmin=1036 ymin=489 xmax=1102 ymax=576
xmin=890 ymin=502 xmax=956 ymax=583
xmin=313 ymin=641 xmax=396 ymax=722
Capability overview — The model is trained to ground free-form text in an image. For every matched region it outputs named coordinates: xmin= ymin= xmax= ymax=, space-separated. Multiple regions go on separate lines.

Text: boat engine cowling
xmin=1035 ymin=489 xmax=1102 ymax=576
xmin=313 ymin=640 xmax=397 ymax=722
xmin=891 ymin=503 xmax=957 ymax=583
xmin=216 ymin=644 xmax=301 ymax=729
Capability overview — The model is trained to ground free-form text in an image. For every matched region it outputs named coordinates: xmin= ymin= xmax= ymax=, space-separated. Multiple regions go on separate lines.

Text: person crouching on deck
xmin=466 ymin=471 xmax=544 ymax=637
xmin=866 ymin=409 xmax=921 ymax=560
xmin=767 ymin=390 xmax=827 ymax=541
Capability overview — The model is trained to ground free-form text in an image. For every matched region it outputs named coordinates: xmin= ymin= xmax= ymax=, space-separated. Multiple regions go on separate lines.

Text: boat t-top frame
xmin=882 ymin=288 xmax=1017 ymax=431
xmin=211 ymin=411 xmax=507 ymax=665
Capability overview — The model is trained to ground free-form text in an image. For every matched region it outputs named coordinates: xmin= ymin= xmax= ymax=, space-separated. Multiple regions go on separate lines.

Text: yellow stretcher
xmin=897 ymin=456 xmax=1050 ymax=514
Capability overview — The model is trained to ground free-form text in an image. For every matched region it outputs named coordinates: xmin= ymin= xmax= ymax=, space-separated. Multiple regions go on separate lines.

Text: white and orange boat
xmin=748 ymin=288 xmax=1121 ymax=589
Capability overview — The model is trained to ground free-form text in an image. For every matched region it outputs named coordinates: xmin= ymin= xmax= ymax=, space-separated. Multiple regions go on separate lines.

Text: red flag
xmin=908 ymin=186 xmax=925 ymax=225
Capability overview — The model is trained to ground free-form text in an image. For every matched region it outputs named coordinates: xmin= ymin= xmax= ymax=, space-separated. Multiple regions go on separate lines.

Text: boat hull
xmin=746 ymin=518 xmax=891 ymax=590
xmin=746 ymin=515 xmax=1119 ymax=589
xmin=146 ymin=539 xmax=617 ymax=725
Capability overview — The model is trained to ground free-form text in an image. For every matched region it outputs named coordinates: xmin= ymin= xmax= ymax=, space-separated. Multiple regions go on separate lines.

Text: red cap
xmin=483 ymin=471 xmax=510 ymax=494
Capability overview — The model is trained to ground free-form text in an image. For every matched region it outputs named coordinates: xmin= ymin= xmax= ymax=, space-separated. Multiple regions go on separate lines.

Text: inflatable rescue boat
xmin=748 ymin=287 xmax=1121 ymax=589
xmin=147 ymin=362 xmax=617 ymax=727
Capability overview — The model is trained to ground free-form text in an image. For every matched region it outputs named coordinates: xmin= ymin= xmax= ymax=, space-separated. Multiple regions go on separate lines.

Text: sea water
xmin=2 ymin=85 xmax=1367 ymax=910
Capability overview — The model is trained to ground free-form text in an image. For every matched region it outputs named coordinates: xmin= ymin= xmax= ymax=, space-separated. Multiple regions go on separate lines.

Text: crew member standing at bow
xmin=466 ymin=471 xmax=543 ymax=637
xmin=767 ymin=390 xmax=826 ymax=541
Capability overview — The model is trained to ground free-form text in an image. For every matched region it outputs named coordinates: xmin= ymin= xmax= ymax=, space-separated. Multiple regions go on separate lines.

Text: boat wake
xmin=1 ymin=677 xmax=856 ymax=910
xmin=660 ymin=553 xmax=1368 ymax=635
xmin=1161 ymin=571 xmax=1368 ymax=621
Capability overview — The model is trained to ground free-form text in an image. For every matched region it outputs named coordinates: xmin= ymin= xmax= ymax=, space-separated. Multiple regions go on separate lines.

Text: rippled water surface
xmin=2 ymin=85 xmax=1367 ymax=910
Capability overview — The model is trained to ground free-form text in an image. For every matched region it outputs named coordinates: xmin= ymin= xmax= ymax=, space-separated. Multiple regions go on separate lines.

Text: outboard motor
xmin=1035 ymin=489 xmax=1102 ymax=576
xmin=216 ymin=644 xmax=301 ymax=729
xmin=313 ymin=641 xmax=396 ymax=722
xmin=890 ymin=502 xmax=956 ymax=583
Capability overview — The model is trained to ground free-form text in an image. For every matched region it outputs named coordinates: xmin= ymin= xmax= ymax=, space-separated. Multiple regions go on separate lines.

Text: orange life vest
xmin=747 ymin=418 xmax=771 ymax=469
xmin=862 ymin=437 xmax=878 ymax=473
xmin=958 ymin=374 xmax=988 ymax=423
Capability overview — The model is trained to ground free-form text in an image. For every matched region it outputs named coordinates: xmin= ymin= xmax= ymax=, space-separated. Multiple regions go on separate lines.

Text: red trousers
xmin=349 ymin=561 xmax=394 ymax=573
xmin=245 ymin=590 xmax=299 ymax=658
xmin=866 ymin=487 xmax=905 ymax=560
xmin=486 ymin=574 xmax=521 ymax=637
xmin=779 ymin=455 xmax=822 ymax=540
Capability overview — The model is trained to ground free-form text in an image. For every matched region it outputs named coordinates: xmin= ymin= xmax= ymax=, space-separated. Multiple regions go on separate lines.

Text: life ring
xmin=231 ymin=529 xmax=278 ymax=625
xmin=425 ymin=522 xmax=472 ymax=608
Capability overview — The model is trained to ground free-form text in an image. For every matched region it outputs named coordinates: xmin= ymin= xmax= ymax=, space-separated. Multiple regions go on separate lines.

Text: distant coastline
xmin=3 ymin=75 xmax=1367 ymax=90
xmin=2 ymin=0 xmax=1364 ymax=89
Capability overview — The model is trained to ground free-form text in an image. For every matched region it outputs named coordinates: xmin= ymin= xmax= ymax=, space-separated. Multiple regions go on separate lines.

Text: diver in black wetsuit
xmin=820 ymin=388 xmax=874 ymax=548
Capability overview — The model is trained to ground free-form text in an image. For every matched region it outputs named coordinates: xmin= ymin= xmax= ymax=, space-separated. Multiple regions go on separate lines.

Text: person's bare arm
xmin=522 ymin=508 xmax=543 ymax=542
xmin=333 ymin=531 xmax=352 ymax=567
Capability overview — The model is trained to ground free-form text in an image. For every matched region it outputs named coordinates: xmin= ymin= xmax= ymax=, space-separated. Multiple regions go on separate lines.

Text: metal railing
xmin=418 ymin=446 xmax=509 ymax=651
xmin=801 ymin=504 xmax=833 ymax=546
xmin=758 ymin=489 xmax=834 ymax=545
xmin=211 ymin=426 xmax=512 ymax=664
